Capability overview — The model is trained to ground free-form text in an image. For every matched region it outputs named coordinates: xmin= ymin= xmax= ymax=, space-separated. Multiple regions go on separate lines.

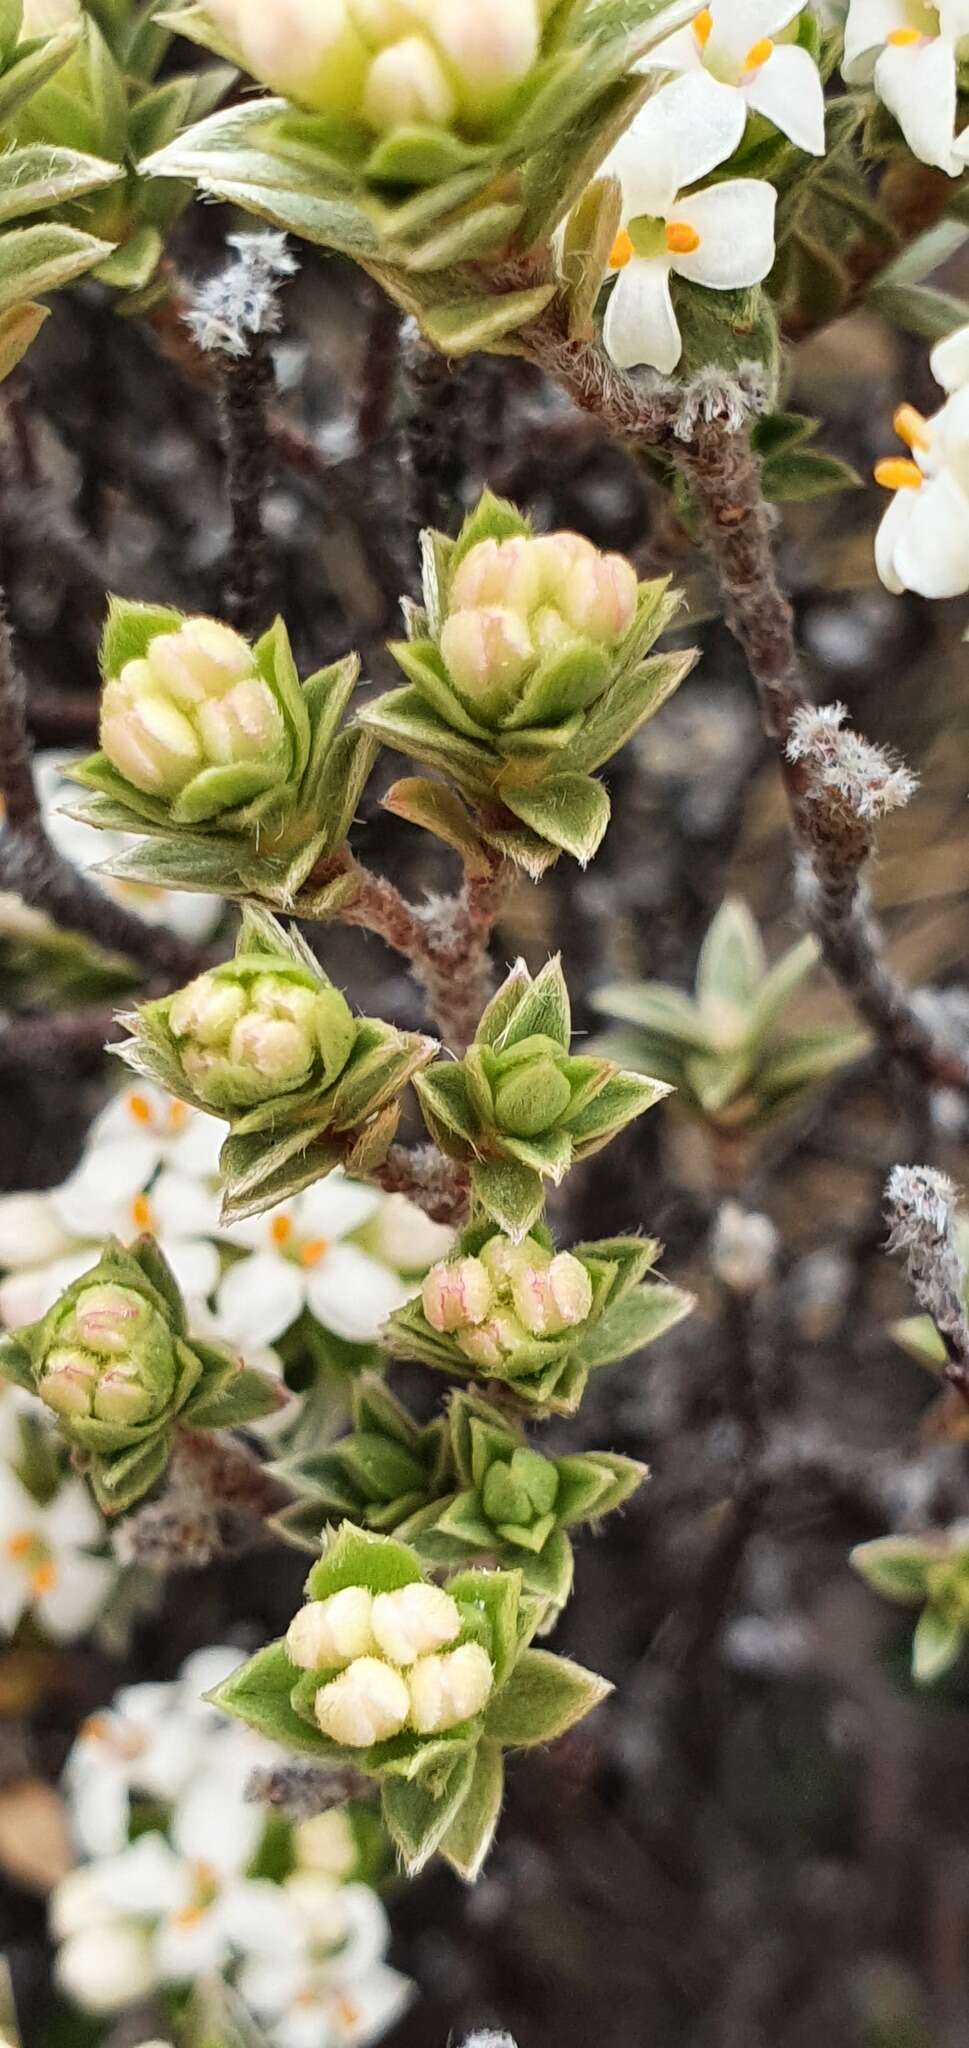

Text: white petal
xmin=44 ymin=1476 xmax=105 ymax=1551
xmin=87 ymin=1084 xmax=171 ymax=1150
xmin=38 ymin=1553 xmax=114 ymax=1640
xmin=216 ymin=1250 xmax=306 ymax=1347
xmin=237 ymin=1952 xmax=308 ymax=2019
xmin=1 ymin=1248 xmax=100 ymax=1327
xmin=894 ymin=467 xmax=969 ymax=595
xmin=744 ymin=43 xmax=826 ymax=153
xmin=373 ymin=1194 xmax=454 ymax=1272
xmin=178 ymin=1642 xmax=249 ymax=1705
xmin=649 ymin=70 xmax=748 ymax=189
xmin=305 ymin=1245 xmax=410 ymax=1343
xmin=874 ymin=36 xmax=960 ymax=175
xmin=53 ymin=1139 xmax=157 ymax=1235
xmin=172 ymin=1770 xmax=264 ymax=1877
xmin=332 ymin=1885 xmax=392 ymax=1981
xmin=166 ymin=1110 xmax=225 ymax=1179
xmin=294 ymin=1172 xmax=383 ymax=1243
xmin=672 ymin=177 xmax=777 ymax=289
xmin=0 ymin=1460 xmax=41 ymax=1536
xmin=151 ymin=1169 xmax=223 ymax=1241
xmin=64 ymin=1758 xmax=130 ymax=1859
xmin=842 ymin=0 xmax=931 ymax=80
xmin=151 ymin=890 xmax=224 ymax=941
xmin=218 ymin=1877 xmax=308 ymax=1959
xmin=156 ymin=1903 xmax=230 ymax=1982
xmin=938 ymin=0 xmax=969 ymax=35
xmin=160 ymin=1235 xmax=221 ymax=1301
xmin=603 ymin=258 xmax=682 ymax=373
xmin=0 ymin=1192 xmax=76 ymax=1269
xmin=706 ymin=0 xmax=803 ymax=72
xmin=329 ymin=1964 xmax=415 ymax=2048
xmin=931 ymin=320 xmax=969 ymax=392
xmin=96 ymin=1832 xmax=190 ymax=1917
xmin=636 ymin=22 xmax=706 ymax=72
xmin=0 ymin=1571 xmax=26 ymax=1637
xmin=874 ymin=484 xmax=914 ymax=591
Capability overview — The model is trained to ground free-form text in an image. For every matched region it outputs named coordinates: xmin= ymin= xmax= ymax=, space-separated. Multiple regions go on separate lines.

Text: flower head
xmin=873 ymin=384 xmax=969 ymax=597
xmin=642 ymin=4 xmax=825 ymax=155
xmin=0 ymin=1466 xmax=113 ymax=1642
xmin=602 ymin=71 xmax=777 ymax=374
xmin=100 ymin=614 xmax=292 ymax=814
xmin=843 ymin=0 xmax=969 ymax=175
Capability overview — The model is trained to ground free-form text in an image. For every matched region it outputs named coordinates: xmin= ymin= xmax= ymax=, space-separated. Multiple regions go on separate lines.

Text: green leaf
xmin=305 ymin=1521 xmax=424 ymax=1600
xmin=382 ymin=1746 xmax=477 ymax=1875
xmin=850 ymin=1537 xmax=936 ymax=1606
xmin=559 ymin=173 xmax=623 ymax=338
xmin=761 ymin=446 xmax=861 ymax=503
xmin=0 ymin=222 xmax=114 ymax=312
xmin=471 ymin=1157 xmax=545 ymax=1240
xmin=185 ymin=1363 xmax=283 ymax=1429
xmin=697 ymin=899 xmax=766 ymax=1011
xmin=0 ymin=144 xmax=121 ymax=224
xmin=207 ymin=1641 xmax=332 ymax=1754
xmin=440 ymin=1737 xmax=504 ymax=1881
xmin=0 ymin=1336 xmax=37 ymax=1394
xmin=447 ymin=1565 xmax=522 ymax=1685
xmin=578 ymin=1282 xmax=693 ymax=1371
xmin=868 ymin=280 xmax=969 ymax=342
xmin=502 ymin=773 xmax=611 ymax=866
xmin=419 ymin=284 xmax=557 ymax=358
xmin=912 ymin=1606 xmax=964 ymax=1686
xmin=90 ymin=1431 xmax=171 ymax=1516
xmin=485 ymin=1648 xmax=611 ymax=1747
xmin=383 ymin=778 xmax=491 ymax=876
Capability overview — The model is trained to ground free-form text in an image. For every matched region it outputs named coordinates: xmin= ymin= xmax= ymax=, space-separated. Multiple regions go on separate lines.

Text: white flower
xmin=239 ymin=1883 xmax=412 ymax=2048
xmin=215 ymin=1175 xmax=412 ymax=1349
xmin=874 ymin=384 xmax=969 ymax=597
xmin=293 ymin=1809 xmax=358 ymax=1881
xmin=601 ymin=71 xmax=777 ymax=373
xmin=930 ymin=318 xmax=969 ymax=393
xmin=372 ymin=1193 xmax=454 ymax=1272
xmin=0 ymin=1466 xmax=113 ymax=1643
xmin=842 ymin=0 xmax=969 ymax=175
xmin=152 ymin=1755 xmax=303 ymax=1985
xmin=35 ymin=753 xmax=223 ymax=944
xmin=641 ymin=2 xmax=825 ymax=155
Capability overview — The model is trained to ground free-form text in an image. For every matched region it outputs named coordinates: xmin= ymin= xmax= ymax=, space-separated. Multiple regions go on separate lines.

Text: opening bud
xmin=37 ymin=1348 xmax=98 ymax=1420
xmin=370 ymin=1583 xmax=461 ymax=1665
xmin=450 ymin=537 xmax=542 ymax=615
xmin=422 ymin=1256 xmax=492 ymax=1332
xmin=408 ymin=1641 xmax=494 ymax=1732
xmin=286 ymin=1587 xmax=376 ymax=1671
xmin=100 ymin=672 xmax=202 ymax=798
xmin=73 ymin=1285 xmax=153 ymax=1359
xmin=212 ymin=0 xmax=371 ymax=115
xmin=314 ymin=1656 xmax=411 ymax=1746
xmin=456 ymin=1309 xmax=532 ymax=1371
xmin=169 ymin=974 xmax=248 ymax=1048
xmin=362 ymin=32 xmax=455 ymax=129
xmin=429 ymin=0 xmax=541 ymax=126
xmin=147 ymin=619 xmax=254 ymax=708
xmin=440 ymin=607 xmax=534 ymax=704
xmin=511 ymin=1251 xmax=592 ymax=1337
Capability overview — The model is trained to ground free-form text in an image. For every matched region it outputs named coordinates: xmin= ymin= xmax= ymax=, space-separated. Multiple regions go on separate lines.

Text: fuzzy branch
xmin=112 ymin=1429 xmax=291 ymax=1570
xmin=373 ymin=1143 xmax=471 ymax=1225
xmin=884 ymin=1166 xmax=969 ymax=1405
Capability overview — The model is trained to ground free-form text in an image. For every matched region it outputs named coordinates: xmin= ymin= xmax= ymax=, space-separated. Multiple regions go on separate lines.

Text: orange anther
xmin=271 ymin=1213 xmax=294 ymax=1247
xmin=130 ymin=1193 xmax=154 ymax=1231
xmin=744 ymin=35 xmax=774 ymax=69
xmin=609 ymin=227 xmax=635 ymax=269
xmin=300 ymin=1238 xmax=330 ymax=1269
xmin=5 ymin=1530 xmax=34 ymax=1560
xmin=886 ymin=26 xmax=924 ymax=44
xmin=666 ymin=220 xmax=701 ymax=255
xmin=893 ymin=402 xmax=931 ymax=452
xmin=694 ymin=6 xmax=712 ymax=45
xmin=874 ymin=457 xmax=923 ymax=490
xmin=31 ymin=1562 xmax=57 ymax=1596
xmin=127 ymin=1092 xmax=153 ymax=1125
xmin=167 ymin=1100 xmax=188 ymax=1132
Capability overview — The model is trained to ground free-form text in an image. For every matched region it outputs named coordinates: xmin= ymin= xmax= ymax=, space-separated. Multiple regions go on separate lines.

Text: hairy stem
xmin=218 ymin=332 xmax=275 ymax=637
xmin=373 ymin=1144 xmax=471 ymax=1226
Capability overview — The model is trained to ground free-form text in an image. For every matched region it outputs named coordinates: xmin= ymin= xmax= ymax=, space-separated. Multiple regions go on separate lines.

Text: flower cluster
xmin=363 ymin=493 xmax=694 ymax=876
xmin=843 ymin=0 xmax=969 ymax=176
xmin=873 ymin=320 xmax=969 ymax=601
xmin=52 ymin=1646 xmax=413 ymax=2048
xmin=211 ymin=1523 xmax=612 ymax=1878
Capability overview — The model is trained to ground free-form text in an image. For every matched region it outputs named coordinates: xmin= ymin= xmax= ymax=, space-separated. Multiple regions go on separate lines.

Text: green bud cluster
xmin=0 ymin=1238 xmax=280 ymax=1513
xmin=363 ymin=495 xmax=694 ymax=875
xmin=122 ymin=907 xmax=437 ymax=1222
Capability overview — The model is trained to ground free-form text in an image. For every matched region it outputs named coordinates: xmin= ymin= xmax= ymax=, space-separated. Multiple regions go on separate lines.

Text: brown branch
xmin=113 ymin=1429 xmax=291 ymax=1569
xmin=0 ymin=1003 xmax=120 ymax=1073
xmin=218 ymin=332 xmax=275 ymax=637
xmin=885 ymin=1166 xmax=969 ymax=1409
xmin=373 ymin=1144 xmax=471 ymax=1226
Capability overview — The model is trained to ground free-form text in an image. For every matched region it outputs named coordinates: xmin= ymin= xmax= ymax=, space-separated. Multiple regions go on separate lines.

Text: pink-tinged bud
xmin=421 ymin=1256 xmax=492 ymax=1332
xmin=147 ymin=619 xmax=254 ymax=709
xmin=352 ymin=0 xmax=420 ymax=43
xmin=196 ymin=679 xmax=287 ymax=766
xmin=456 ymin=1308 xmax=531 ymax=1370
xmin=449 ymin=537 xmax=541 ymax=615
xmin=92 ymin=1361 xmax=157 ymax=1427
xmin=511 ymin=1250 xmax=592 ymax=1337
xmin=408 ymin=1641 xmax=494 ymax=1732
xmin=479 ymin=1232 xmax=532 ymax=1293
xmin=429 ymin=0 xmax=540 ymax=124
xmin=371 ymin=1583 xmax=461 ymax=1665
xmin=314 ymin=1656 xmax=411 ymax=1746
xmin=286 ymin=1587 xmax=376 ymax=1671
xmin=216 ymin=0 xmax=371 ymax=116
xmin=362 ymin=33 xmax=455 ymax=131
xmin=101 ymin=670 xmax=203 ymax=798
xmin=228 ymin=1013 xmax=315 ymax=1089
xmin=37 ymin=1348 xmax=98 ymax=1419
xmin=530 ymin=604 xmax=574 ymax=655
xmin=559 ymin=552 xmax=638 ymax=644
xmin=531 ymin=531 xmax=596 ymax=600
xmin=440 ymin=607 xmax=534 ymax=701
xmin=169 ymin=973 xmax=247 ymax=1047
xmin=73 ymin=1285 xmax=151 ymax=1359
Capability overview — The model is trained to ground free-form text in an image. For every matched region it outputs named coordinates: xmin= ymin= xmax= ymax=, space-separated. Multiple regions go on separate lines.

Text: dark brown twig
xmin=373 ymin=1144 xmax=471 ymax=1226
xmin=884 ymin=1166 xmax=969 ymax=1408
xmin=218 ymin=332 xmax=274 ymax=637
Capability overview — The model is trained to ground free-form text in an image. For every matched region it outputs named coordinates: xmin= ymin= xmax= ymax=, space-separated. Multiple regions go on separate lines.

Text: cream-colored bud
xmin=101 ymin=672 xmax=202 ymax=797
xmin=284 ymin=1872 xmax=348 ymax=1947
xmin=294 ymin=1807 xmax=357 ymax=1879
xmin=479 ymin=1233 xmax=526 ymax=1293
xmin=371 ymin=1582 xmax=461 ymax=1665
xmin=530 ymin=604 xmax=574 ymax=655
xmin=169 ymin=973 xmax=247 ymax=1048
xmin=430 ymin=0 xmax=540 ymax=118
xmin=511 ymin=1250 xmax=592 ymax=1337
xmin=456 ymin=1309 xmax=530 ymax=1370
xmin=286 ymin=1587 xmax=376 ymax=1671
xmin=351 ymin=0 xmax=418 ymax=41
xmin=314 ymin=1656 xmax=411 ymax=1746
xmin=147 ymin=619 xmax=253 ymax=708
xmin=422 ymin=1256 xmax=492 ymax=1332
xmin=228 ymin=1013 xmax=314 ymax=1088
xmin=38 ymin=1348 xmax=98 ymax=1419
xmin=218 ymin=0 xmax=371 ymax=115
xmin=558 ymin=552 xmax=638 ymax=643
xmin=362 ymin=33 xmax=456 ymax=131
xmin=408 ymin=1641 xmax=494 ymax=1733
xmin=196 ymin=679 xmax=286 ymax=765
xmin=74 ymin=1284 xmax=150 ymax=1358
xmin=449 ymin=537 xmax=541 ymax=615
xmin=440 ymin=607 xmax=534 ymax=699
xmin=55 ymin=1924 xmax=158 ymax=2017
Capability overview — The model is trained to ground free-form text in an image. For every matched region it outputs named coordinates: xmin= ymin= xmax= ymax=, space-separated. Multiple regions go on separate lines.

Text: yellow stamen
xmin=127 ymin=1092 xmax=153 ymax=1126
xmin=130 ymin=1193 xmax=154 ymax=1232
xmin=173 ymin=1904 xmax=206 ymax=1928
xmin=300 ymin=1237 xmax=330 ymax=1270
xmin=886 ymin=25 xmax=924 ymax=44
xmin=874 ymin=457 xmax=924 ymax=490
xmin=335 ymin=1998 xmax=362 ymax=2031
xmin=31 ymin=1562 xmax=57 ymax=1596
xmin=893 ymin=402 xmax=931 ymax=452
xmin=744 ymin=36 xmax=774 ymax=69
xmin=5 ymin=1531 xmax=34 ymax=1561
xmin=609 ymin=227 xmax=634 ymax=270
xmin=167 ymin=1100 xmax=188 ymax=1133
xmin=271 ymin=1214 xmax=294 ymax=1248
xmin=666 ymin=220 xmax=701 ymax=255
xmin=693 ymin=6 xmax=712 ymax=46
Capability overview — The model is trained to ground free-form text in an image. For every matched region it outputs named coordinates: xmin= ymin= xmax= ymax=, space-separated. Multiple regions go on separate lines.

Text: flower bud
xmin=100 ymin=616 xmax=290 ymax=806
xmin=422 ymin=1255 xmax=492 ymax=1332
xmin=284 ymin=1871 xmax=348 ymax=1947
xmin=439 ymin=607 xmax=534 ymax=704
xmin=314 ymin=1656 xmax=411 ymax=1746
xmin=557 ymin=551 xmax=638 ymax=644
xmin=493 ymin=1056 xmax=572 ymax=1137
xmin=36 ymin=1347 xmax=99 ymax=1419
xmin=209 ymin=0 xmax=371 ymax=115
xmin=450 ymin=537 xmax=541 ymax=615
xmin=456 ymin=1308 xmax=532 ymax=1371
xmin=482 ymin=1445 xmax=558 ymax=1530
xmin=100 ymin=672 xmax=202 ymax=798
xmin=362 ymin=32 xmax=455 ymax=130
xmin=286 ymin=1587 xmax=376 ymax=1671
xmin=407 ymin=1641 xmax=494 ymax=1732
xmin=370 ymin=1583 xmax=461 ymax=1665
xmin=147 ymin=618 xmax=254 ymax=708
xmin=93 ymin=1360 xmax=160 ymax=1427
xmin=294 ymin=1808 xmax=357 ymax=1879
xmin=429 ymin=0 xmax=540 ymax=126
xmin=22 ymin=0 xmax=82 ymax=28
xmin=352 ymin=0 xmax=419 ymax=41
xmin=39 ymin=1284 xmax=177 ymax=1432
xmin=511 ymin=1251 xmax=592 ymax=1337
xmin=168 ymin=974 xmax=248 ymax=1047
xmin=167 ymin=967 xmax=355 ymax=1114
xmin=56 ymin=1923 xmax=158 ymax=2017
xmin=73 ymin=1284 xmax=153 ymax=1359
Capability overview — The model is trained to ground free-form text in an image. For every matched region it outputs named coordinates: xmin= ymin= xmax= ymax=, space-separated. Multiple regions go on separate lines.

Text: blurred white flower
xmin=842 ymin=1 xmax=969 ymax=175
xmin=35 ymin=754 xmax=223 ymax=944
xmin=929 ymin=318 xmax=969 ymax=394
xmin=601 ymin=72 xmax=777 ymax=373
xmin=216 ymin=1175 xmax=414 ymax=1349
xmin=238 ymin=1883 xmax=413 ymax=2048
xmin=874 ymin=384 xmax=969 ymax=597
xmin=0 ymin=1466 xmax=113 ymax=1642
xmin=641 ymin=2 xmax=825 ymax=155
